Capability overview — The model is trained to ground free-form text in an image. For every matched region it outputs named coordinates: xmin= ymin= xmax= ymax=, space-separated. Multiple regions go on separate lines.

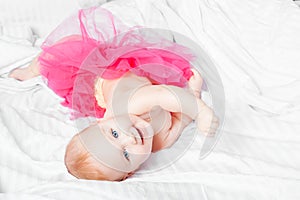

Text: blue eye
xmin=111 ymin=129 xmax=118 ymax=138
xmin=123 ymin=149 xmax=130 ymax=160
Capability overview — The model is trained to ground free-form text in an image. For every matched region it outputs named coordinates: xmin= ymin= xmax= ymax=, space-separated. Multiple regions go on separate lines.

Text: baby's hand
xmin=196 ymin=105 xmax=219 ymax=136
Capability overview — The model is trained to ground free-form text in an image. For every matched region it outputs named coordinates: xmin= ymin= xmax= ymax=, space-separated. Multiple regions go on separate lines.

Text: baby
xmin=9 ymin=6 xmax=219 ymax=181
xmin=11 ymin=60 xmax=218 ymax=181
xmin=63 ymin=70 xmax=216 ymax=181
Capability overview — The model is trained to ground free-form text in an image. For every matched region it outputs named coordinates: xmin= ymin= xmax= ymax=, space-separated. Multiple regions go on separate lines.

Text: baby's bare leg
xmin=9 ymin=55 xmax=41 ymax=81
xmin=9 ymin=35 xmax=83 ymax=81
xmin=188 ymin=68 xmax=203 ymax=98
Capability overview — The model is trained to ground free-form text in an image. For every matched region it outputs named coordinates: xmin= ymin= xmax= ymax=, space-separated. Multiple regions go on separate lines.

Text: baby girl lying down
xmin=9 ymin=6 xmax=219 ymax=181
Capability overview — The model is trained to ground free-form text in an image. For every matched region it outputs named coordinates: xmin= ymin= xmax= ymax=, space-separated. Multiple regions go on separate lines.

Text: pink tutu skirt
xmin=38 ymin=6 xmax=195 ymax=118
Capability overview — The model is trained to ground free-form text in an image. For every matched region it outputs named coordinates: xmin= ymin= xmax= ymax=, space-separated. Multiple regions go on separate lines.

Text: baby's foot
xmin=188 ymin=68 xmax=203 ymax=98
xmin=196 ymin=105 xmax=219 ymax=136
xmin=9 ymin=67 xmax=37 ymax=81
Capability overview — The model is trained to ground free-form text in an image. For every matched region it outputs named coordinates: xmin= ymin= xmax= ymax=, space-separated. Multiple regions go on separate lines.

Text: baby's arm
xmin=152 ymin=112 xmax=192 ymax=152
xmin=128 ymin=84 xmax=218 ymax=135
xmin=137 ymin=104 xmax=192 ymax=152
xmin=129 ymin=84 xmax=203 ymax=119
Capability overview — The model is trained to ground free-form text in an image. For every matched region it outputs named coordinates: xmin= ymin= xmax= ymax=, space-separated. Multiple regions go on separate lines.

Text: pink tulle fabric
xmin=38 ymin=7 xmax=195 ymax=118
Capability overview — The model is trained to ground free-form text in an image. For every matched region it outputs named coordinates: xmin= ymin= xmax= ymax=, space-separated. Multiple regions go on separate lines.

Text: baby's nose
xmin=120 ymin=132 xmax=137 ymax=145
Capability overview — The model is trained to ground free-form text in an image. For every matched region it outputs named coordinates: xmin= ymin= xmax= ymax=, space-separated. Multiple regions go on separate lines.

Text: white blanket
xmin=1 ymin=0 xmax=300 ymax=199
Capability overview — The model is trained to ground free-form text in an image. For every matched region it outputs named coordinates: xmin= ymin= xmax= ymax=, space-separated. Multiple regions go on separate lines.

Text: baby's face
xmin=78 ymin=114 xmax=154 ymax=178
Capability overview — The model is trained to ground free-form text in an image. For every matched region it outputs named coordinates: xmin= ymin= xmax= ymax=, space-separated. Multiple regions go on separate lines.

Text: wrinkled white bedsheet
xmin=1 ymin=0 xmax=300 ymax=199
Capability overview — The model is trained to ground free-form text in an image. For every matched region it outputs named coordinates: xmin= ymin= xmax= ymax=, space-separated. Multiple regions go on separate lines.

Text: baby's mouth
xmin=129 ymin=126 xmax=144 ymax=145
xmin=132 ymin=122 xmax=154 ymax=145
xmin=135 ymin=127 xmax=144 ymax=145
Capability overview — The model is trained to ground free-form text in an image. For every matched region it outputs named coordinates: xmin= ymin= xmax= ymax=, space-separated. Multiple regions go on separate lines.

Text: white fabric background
xmin=0 ymin=0 xmax=300 ymax=199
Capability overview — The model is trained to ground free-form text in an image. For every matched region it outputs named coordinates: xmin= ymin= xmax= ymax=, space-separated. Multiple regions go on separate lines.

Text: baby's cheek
xmin=128 ymin=146 xmax=152 ymax=166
